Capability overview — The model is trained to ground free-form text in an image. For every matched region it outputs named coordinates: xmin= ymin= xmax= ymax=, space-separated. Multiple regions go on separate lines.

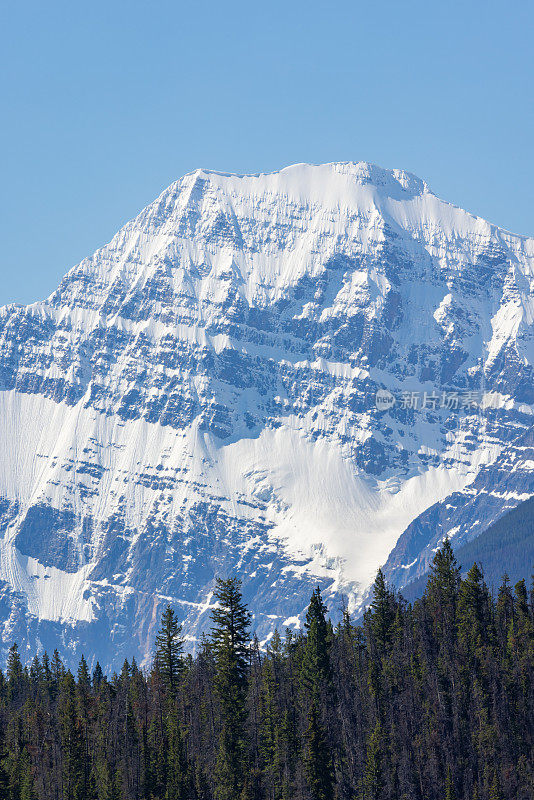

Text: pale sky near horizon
xmin=1 ymin=0 xmax=533 ymax=305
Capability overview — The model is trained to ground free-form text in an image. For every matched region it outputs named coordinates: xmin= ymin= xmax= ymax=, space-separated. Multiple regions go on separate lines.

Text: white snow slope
xmin=0 ymin=161 xmax=533 ymax=668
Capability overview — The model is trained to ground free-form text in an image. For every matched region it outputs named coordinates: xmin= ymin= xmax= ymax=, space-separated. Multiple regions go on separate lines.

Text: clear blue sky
xmin=1 ymin=0 xmax=532 ymax=305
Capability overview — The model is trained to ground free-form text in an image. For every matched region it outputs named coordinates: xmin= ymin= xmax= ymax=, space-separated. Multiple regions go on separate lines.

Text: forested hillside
xmin=0 ymin=542 xmax=532 ymax=800
xmin=402 ymin=495 xmax=534 ymax=603
xmin=454 ymin=496 xmax=534 ymax=589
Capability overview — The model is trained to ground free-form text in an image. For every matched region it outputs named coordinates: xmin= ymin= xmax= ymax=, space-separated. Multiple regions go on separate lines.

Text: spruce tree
xmin=496 ymin=574 xmax=514 ymax=629
xmin=301 ymin=586 xmax=332 ymax=699
xmin=51 ymin=649 xmax=64 ymax=699
xmin=92 ymin=662 xmax=104 ymax=690
xmin=6 ymin=643 xmax=24 ymax=704
xmin=210 ymin=577 xmax=251 ymax=800
xmin=425 ymin=538 xmax=461 ymax=636
xmin=154 ymin=605 xmax=185 ymax=696
xmin=457 ymin=562 xmax=487 ymax=659
xmin=514 ymin=579 xmax=529 ymax=619
xmin=300 ymin=587 xmax=335 ymax=800
xmin=259 ymin=645 xmax=286 ymax=799
xmin=18 ymin=747 xmax=35 ymax=800
xmin=58 ymin=670 xmax=84 ymax=800
xmin=303 ymin=700 xmax=334 ymax=800
xmin=363 ymin=721 xmax=384 ymax=800
xmin=366 ymin=569 xmax=396 ymax=655
xmin=77 ymin=655 xmax=91 ymax=691
xmin=166 ymin=704 xmax=188 ymax=800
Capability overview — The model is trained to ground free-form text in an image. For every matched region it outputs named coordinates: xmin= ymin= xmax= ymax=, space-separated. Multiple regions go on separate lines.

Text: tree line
xmin=0 ymin=540 xmax=532 ymax=800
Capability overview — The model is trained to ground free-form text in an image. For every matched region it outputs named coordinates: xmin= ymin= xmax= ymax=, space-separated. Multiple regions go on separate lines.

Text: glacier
xmin=0 ymin=161 xmax=533 ymax=669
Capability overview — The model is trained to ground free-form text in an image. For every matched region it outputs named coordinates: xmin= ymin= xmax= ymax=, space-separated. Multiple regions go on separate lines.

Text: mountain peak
xmin=0 ymin=159 xmax=533 ymax=669
xmin=176 ymin=160 xmax=430 ymax=199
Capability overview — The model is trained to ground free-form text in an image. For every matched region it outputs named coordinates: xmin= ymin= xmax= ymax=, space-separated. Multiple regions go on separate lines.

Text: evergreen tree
xmin=303 ymin=700 xmax=334 ymax=800
xmin=514 ymin=579 xmax=529 ymax=619
xmin=425 ymin=538 xmax=461 ymax=636
xmin=6 ymin=643 xmax=24 ymax=704
xmin=92 ymin=662 xmax=104 ymax=690
xmin=363 ymin=721 xmax=384 ymax=800
xmin=0 ymin=559 xmax=530 ymax=800
xmin=259 ymin=638 xmax=287 ymax=799
xmin=155 ymin=605 xmax=185 ymax=696
xmin=58 ymin=671 xmax=84 ymax=800
xmin=457 ymin=562 xmax=487 ymax=659
xmin=77 ymin=655 xmax=91 ymax=691
xmin=496 ymin=574 xmax=514 ymax=629
xmin=366 ymin=569 xmax=396 ymax=654
xmin=301 ymin=586 xmax=332 ymax=699
xmin=210 ymin=577 xmax=251 ymax=800
xmin=51 ymin=649 xmax=64 ymax=699
xmin=29 ymin=656 xmax=43 ymax=684
xmin=300 ymin=587 xmax=335 ymax=800
xmin=165 ymin=704 xmax=188 ymax=800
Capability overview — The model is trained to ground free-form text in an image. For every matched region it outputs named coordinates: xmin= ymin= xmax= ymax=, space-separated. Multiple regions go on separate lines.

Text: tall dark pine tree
xmin=457 ymin=562 xmax=487 ymax=660
xmin=496 ymin=574 xmax=514 ymax=630
xmin=301 ymin=587 xmax=334 ymax=800
xmin=303 ymin=701 xmax=334 ymax=800
xmin=6 ymin=644 xmax=24 ymax=706
xmin=154 ymin=605 xmax=185 ymax=696
xmin=58 ymin=670 xmax=84 ymax=800
xmin=425 ymin=538 xmax=461 ymax=634
xmin=301 ymin=587 xmax=332 ymax=699
xmin=210 ymin=577 xmax=251 ymax=800
xmin=363 ymin=721 xmax=385 ymax=800
xmin=165 ymin=704 xmax=188 ymax=800
xmin=366 ymin=569 xmax=396 ymax=655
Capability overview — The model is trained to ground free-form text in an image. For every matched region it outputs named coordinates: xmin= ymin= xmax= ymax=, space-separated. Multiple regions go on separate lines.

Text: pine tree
xmin=300 ymin=587 xmax=335 ymax=800
xmin=76 ymin=655 xmax=92 ymax=800
xmin=6 ymin=643 xmax=24 ymax=704
xmin=425 ymin=538 xmax=461 ymax=638
xmin=29 ymin=656 xmax=43 ymax=684
xmin=366 ymin=569 xmax=396 ymax=655
xmin=210 ymin=577 xmax=251 ymax=800
xmin=301 ymin=586 xmax=332 ymax=699
xmin=41 ymin=651 xmax=52 ymax=691
xmin=77 ymin=655 xmax=91 ymax=691
xmin=0 ymin=561 xmax=530 ymax=800
xmin=302 ymin=700 xmax=334 ymax=800
xmin=259 ymin=648 xmax=284 ymax=799
xmin=92 ymin=661 xmax=104 ymax=690
xmin=457 ymin=562 xmax=487 ymax=659
xmin=155 ymin=605 xmax=185 ymax=696
xmin=496 ymin=574 xmax=514 ymax=629
xmin=363 ymin=721 xmax=384 ymax=800
xmin=514 ymin=579 xmax=529 ymax=619
xmin=58 ymin=670 xmax=84 ymax=800
xmin=18 ymin=747 xmax=35 ymax=800
xmin=51 ymin=649 xmax=64 ymax=699
xmin=166 ymin=704 xmax=188 ymax=800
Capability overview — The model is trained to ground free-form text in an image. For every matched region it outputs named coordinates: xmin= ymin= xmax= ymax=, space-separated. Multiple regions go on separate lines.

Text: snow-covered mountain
xmin=0 ymin=161 xmax=533 ymax=669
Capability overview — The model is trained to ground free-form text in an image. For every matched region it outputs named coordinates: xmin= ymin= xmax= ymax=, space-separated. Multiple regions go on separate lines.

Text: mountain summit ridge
xmin=0 ymin=161 xmax=532 ymax=669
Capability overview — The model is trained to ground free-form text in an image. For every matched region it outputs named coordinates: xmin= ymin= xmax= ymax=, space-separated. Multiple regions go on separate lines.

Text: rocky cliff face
xmin=0 ymin=162 xmax=532 ymax=668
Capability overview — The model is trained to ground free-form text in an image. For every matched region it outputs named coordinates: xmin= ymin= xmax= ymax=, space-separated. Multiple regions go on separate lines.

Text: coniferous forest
xmin=0 ymin=542 xmax=532 ymax=800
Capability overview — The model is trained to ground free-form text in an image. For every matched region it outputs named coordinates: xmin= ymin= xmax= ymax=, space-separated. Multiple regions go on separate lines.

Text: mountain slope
xmin=0 ymin=161 xmax=533 ymax=668
xmin=401 ymin=494 xmax=534 ymax=602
